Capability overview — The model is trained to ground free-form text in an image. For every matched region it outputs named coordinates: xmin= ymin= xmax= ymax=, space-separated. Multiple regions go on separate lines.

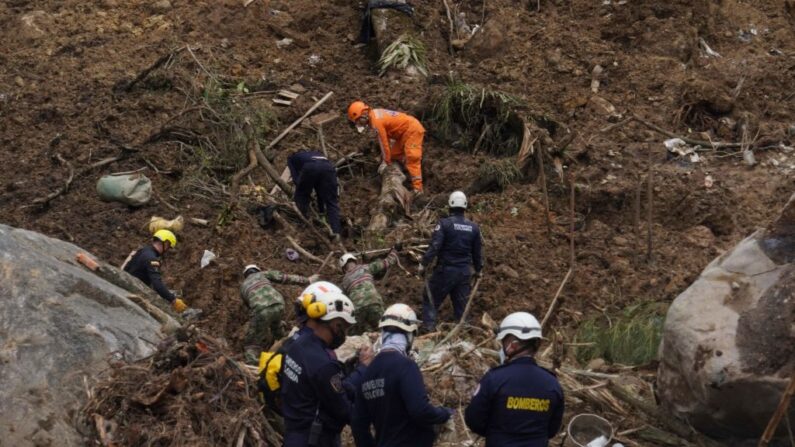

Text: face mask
xmin=356 ymin=125 xmax=366 ymax=134
xmin=329 ymin=326 xmax=347 ymax=350
xmin=499 ymin=347 xmax=506 ymax=365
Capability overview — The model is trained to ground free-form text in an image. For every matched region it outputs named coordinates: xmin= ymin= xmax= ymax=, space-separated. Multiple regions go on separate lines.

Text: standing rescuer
xmin=287 ymin=149 xmax=342 ymax=237
xmin=123 ymin=229 xmax=187 ymax=313
xmin=419 ymin=191 xmax=483 ymax=331
xmin=464 ymin=312 xmax=564 ymax=447
xmin=347 ymin=100 xmax=425 ymax=194
xmin=281 ymin=288 xmax=372 ymax=447
xmin=339 ymin=248 xmax=398 ymax=333
xmin=240 ymin=264 xmax=319 ymax=365
xmin=352 ymin=303 xmax=453 ymax=447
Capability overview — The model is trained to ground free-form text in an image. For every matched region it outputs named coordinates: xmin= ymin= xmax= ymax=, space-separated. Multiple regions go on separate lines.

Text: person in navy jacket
xmin=465 ymin=312 xmax=564 ymax=447
xmin=352 ymin=304 xmax=452 ymax=447
xmin=281 ymin=287 xmax=372 ymax=447
xmin=419 ymin=190 xmax=483 ymax=331
xmin=287 ymin=150 xmax=342 ymax=236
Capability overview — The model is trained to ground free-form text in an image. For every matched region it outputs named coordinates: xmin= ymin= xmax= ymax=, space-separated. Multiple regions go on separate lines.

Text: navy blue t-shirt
xmin=464 ymin=357 xmax=564 ymax=447
xmin=352 ymin=350 xmax=450 ymax=447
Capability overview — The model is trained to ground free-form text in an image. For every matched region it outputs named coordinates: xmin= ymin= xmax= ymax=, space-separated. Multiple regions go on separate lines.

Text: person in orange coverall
xmin=347 ymin=100 xmax=425 ymax=193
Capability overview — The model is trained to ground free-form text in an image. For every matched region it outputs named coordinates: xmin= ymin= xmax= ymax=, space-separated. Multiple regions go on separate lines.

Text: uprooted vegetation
xmin=428 ymin=76 xmax=524 ymax=156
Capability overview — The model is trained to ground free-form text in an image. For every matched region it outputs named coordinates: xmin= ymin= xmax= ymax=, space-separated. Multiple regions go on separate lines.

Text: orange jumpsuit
xmin=368 ymin=108 xmax=425 ymax=192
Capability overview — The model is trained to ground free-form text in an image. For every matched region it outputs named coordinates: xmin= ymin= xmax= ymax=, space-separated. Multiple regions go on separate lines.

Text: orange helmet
xmin=347 ymin=101 xmax=369 ymax=122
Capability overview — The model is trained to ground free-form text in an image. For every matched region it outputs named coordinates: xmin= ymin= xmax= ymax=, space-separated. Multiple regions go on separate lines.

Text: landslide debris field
xmin=1 ymin=0 xmax=794 ymax=445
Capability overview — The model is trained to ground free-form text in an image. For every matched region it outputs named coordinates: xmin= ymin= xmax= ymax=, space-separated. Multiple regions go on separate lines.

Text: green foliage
xmin=574 ymin=302 xmax=666 ymax=366
xmin=474 ymin=159 xmax=523 ymax=192
xmin=428 ymin=75 xmax=523 ymax=156
xmin=377 ymin=34 xmax=428 ymax=76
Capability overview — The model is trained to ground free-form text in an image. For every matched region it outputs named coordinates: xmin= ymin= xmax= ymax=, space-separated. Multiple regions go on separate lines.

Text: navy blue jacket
xmin=287 ymin=150 xmax=331 ymax=181
xmin=352 ymin=350 xmax=450 ymax=447
xmin=421 ymin=212 xmax=483 ymax=271
xmin=281 ymin=331 xmax=353 ymax=444
xmin=123 ymin=245 xmax=175 ymax=302
xmin=464 ymin=357 xmax=564 ymax=447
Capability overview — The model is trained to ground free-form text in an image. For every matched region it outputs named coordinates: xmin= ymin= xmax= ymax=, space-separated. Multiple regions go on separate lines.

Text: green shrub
xmin=575 ymin=302 xmax=666 ymax=366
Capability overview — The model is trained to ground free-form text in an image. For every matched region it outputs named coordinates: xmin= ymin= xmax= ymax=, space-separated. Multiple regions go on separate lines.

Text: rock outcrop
xmin=658 ymin=194 xmax=795 ymax=439
xmin=0 ymin=225 xmax=173 ymax=446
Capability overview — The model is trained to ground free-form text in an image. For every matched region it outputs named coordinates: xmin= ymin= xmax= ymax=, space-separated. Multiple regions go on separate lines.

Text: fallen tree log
xmin=367 ymin=164 xmax=412 ymax=232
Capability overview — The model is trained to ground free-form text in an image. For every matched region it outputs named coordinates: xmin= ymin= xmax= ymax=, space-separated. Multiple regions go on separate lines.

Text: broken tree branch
xmin=286 ymin=235 xmax=324 ymax=264
xmin=758 ymin=373 xmax=795 ymax=447
xmin=32 ymin=153 xmax=75 ymax=206
xmin=266 ymin=91 xmax=334 ymax=151
xmin=441 ymin=0 xmax=455 ymax=54
xmin=540 ymin=268 xmax=572 ymax=329
xmin=246 ymin=121 xmax=294 ymax=196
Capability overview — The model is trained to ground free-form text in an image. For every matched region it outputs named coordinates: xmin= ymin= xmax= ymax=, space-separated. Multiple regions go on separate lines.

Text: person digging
xmin=338 ymin=247 xmax=399 ymax=333
xmin=123 ymin=229 xmax=188 ymax=314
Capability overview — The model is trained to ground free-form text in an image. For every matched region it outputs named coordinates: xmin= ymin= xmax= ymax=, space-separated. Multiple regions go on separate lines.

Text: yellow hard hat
xmin=153 ymin=229 xmax=177 ymax=248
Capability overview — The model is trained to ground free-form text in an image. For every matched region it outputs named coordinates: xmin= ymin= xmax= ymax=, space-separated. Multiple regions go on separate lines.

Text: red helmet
xmin=347 ymin=100 xmax=368 ymax=122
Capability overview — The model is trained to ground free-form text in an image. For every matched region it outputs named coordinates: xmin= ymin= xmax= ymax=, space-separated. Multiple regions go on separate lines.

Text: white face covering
xmin=356 ymin=124 xmax=366 ymax=134
xmin=499 ymin=347 xmax=507 ymax=365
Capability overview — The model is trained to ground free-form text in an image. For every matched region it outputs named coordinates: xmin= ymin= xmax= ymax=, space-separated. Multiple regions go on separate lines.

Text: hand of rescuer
xmin=358 ymin=345 xmax=374 ymax=367
xmin=172 ymin=297 xmax=188 ymax=313
xmin=377 ymin=161 xmax=388 ymax=175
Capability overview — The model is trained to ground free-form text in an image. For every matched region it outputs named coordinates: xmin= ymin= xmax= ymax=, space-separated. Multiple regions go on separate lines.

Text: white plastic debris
xmin=200 ymin=250 xmax=216 ymax=269
xmin=665 ymin=138 xmax=701 ymax=162
xmin=308 ymin=54 xmax=321 ymax=66
xmin=704 ymin=175 xmax=714 ymax=188
xmin=698 ymin=38 xmax=722 ymax=58
xmin=587 ymin=436 xmax=610 ymax=447
xmin=664 ymin=138 xmax=687 ymax=151
xmin=742 ymin=150 xmax=756 ymax=166
xmin=276 ymin=37 xmax=293 ymax=48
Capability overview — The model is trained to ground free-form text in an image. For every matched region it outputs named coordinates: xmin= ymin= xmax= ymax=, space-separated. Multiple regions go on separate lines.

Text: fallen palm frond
xmin=574 ymin=302 xmax=666 ymax=366
xmin=377 ymin=34 xmax=428 ymax=76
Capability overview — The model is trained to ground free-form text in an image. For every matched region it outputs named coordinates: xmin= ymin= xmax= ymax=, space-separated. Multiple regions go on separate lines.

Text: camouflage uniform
xmin=342 ymin=251 xmax=398 ymax=332
xmin=240 ymin=270 xmax=311 ymax=364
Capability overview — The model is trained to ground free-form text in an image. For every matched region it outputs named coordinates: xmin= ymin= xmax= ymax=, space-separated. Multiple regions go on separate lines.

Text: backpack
xmin=256 ymin=337 xmax=296 ymax=414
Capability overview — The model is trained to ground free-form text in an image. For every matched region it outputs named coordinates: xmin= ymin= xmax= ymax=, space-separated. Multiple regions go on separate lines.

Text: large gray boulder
xmin=658 ymin=194 xmax=795 ymax=439
xmin=0 ymin=225 xmax=174 ymax=446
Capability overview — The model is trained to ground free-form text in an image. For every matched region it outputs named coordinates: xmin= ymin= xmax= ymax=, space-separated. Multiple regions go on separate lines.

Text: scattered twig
xmin=229 ymin=149 xmax=258 ymax=207
xmin=634 ymin=175 xmax=642 ymax=262
xmin=646 ymin=150 xmax=654 ymax=263
xmin=569 ymin=173 xmax=576 ymax=269
xmin=430 ymin=277 xmax=483 ymax=354
xmin=441 ymin=0 xmax=455 ymax=54
xmin=758 ymin=373 xmax=795 ymax=447
xmin=286 ymin=235 xmax=324 ymax=264
xmin=540 ymin=268 xmax=573 ymax=329
xmin=316 ymin=252 xmax=335 ymax=275
xmin=31 ymin=153 xmax=74 ymax=206
xmin=121 ymin=47 xmax=183 ymax=92
xmin=537 ymin=144 xmax=552 ymax=239
xmin=318 ymin=124 xmax=328 ymax=158
xmin=185 ymin=45 xmax=217 ymax=82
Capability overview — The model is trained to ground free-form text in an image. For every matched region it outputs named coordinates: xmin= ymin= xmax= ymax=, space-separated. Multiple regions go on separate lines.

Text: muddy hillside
xmin=0 ymin=0 xmax=794 ymax=444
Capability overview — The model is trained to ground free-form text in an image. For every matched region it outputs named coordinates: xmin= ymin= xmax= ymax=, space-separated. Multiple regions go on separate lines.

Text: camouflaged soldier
xmin=339 ymin=249 xmax=398 ymax=332
xmin=240 ymin=264 xmax=318 ymax=364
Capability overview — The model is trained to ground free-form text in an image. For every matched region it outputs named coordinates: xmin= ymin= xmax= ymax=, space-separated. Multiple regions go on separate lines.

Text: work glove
xmin=377 ymin=161 xmax=387 ymax=175
xmin=417 ymin=264 xmax=426 ymax=276
xmin=308 ymin=274 xmax=320 ymax=283
xmin=172 ymin=298 xmax=188 ymax=313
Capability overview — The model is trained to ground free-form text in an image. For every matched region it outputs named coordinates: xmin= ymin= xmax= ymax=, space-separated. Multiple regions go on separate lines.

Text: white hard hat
xmin=243 ymin=264 xmax=261 ymax=276
xmin=298 ymin=281 xmax=342 ymax=302
xmin=339 ymin=253 xmax=358 ymax=269
xmin=449 ymin=190 xmax=467 ymax=209
xmin=379 ymin=303 xmax=420 ymax=333
xmin=496 ymin=312 xmax=543 ymax=341
xmin=314 ymin=290 xmax=357 ymax=325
